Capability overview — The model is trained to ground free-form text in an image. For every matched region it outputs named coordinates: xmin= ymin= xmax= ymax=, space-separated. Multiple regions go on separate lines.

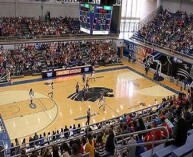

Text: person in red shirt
xmin=160 ymin=116 xmax=172 ymax=139
xmin=151 ymin=121 xmax=162 ymax=141
xmin=144 ymin=126 xmax=153 ymax=150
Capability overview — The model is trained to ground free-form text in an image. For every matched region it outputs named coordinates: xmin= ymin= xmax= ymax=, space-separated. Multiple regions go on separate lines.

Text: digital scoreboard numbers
xmin=92 ymin=5 xmax=112 ymax=35
xmin=79 ymin=3 xmax=112 ymax=35
xmin=80 ymin=3 xmax=91 ymax=34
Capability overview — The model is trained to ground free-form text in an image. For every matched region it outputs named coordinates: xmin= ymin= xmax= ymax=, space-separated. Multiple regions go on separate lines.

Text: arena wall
xmin=161 ymin=0 xmax=193 ymax=14
xmin=0 ymin=0 xmax=79 ymax=17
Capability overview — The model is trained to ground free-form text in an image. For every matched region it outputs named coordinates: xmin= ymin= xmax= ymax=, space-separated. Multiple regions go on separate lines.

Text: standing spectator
xmin=95 ymin=133 xmax=105 ymax=157
xmin=127 ymin=135 xmax=136 ymax=157
xmin=105 ymin=128 xmax=115 ymax=155
xmin=138 ymin=117 xmax=146 ymax=139
xmin=173 ymin=108 xmax=188 ymax=146
xmin=183 ymin=105 xmax=193 ymax=130
xmin=71 ymin=143 xmax=82 ymax=157
xmin=85 ymin=133 xmax=95 ymax=157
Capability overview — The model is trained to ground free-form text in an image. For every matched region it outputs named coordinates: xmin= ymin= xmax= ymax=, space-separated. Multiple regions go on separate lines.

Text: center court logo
xmin=68 ymin=87 xmax=114 ymax=102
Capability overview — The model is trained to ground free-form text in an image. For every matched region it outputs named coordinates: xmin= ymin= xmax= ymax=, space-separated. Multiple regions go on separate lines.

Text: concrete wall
xmin=0 ymin=0 xmax=79 ymax=17
xmin=161 ymin=0 xmax=193 ymax=14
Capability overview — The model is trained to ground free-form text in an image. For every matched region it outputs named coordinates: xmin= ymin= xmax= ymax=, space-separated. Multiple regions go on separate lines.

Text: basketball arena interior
xmin=0 ymin=0 xmax=193 ymax=156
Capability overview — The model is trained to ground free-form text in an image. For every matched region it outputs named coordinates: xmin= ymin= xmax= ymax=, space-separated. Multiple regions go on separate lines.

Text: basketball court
xmin=0 ymin=60 xmax=179 ymax=142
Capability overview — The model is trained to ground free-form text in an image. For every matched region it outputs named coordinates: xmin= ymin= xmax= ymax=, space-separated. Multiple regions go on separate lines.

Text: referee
xmin=86 ymin=108 xmax=91 ymax=126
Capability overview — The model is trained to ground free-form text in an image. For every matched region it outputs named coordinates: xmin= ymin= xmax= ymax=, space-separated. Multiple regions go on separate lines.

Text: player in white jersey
xmin=7 ymin=70 xmax=12 ymax=84
xmin=48 ymin=82 xmax=54 ymax=98
xmin=90 ymin=71 xmax=96 ymax=82
xmin=98 ymin=94 xmax=106 ymax=111
xmin=29 ymin=89 xmax=34 ymax=104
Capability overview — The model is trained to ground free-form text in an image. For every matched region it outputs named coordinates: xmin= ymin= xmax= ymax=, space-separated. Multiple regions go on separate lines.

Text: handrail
xmin=132 ymin=35 xmax=193 ymax=61
xmin=0 ymin=140 xmax=5 ymax=154
xmin=114 ymin=126 xmax=170 ymax=157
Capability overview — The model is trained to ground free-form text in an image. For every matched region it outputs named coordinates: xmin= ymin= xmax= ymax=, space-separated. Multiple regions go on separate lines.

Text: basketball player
xmin=82 ymin=86 xmax=86 ymax=101
xmin=98 ymin=94 xmax=106 ymax=111
xmin=76 ymin=82 xmax=79 ymax=94
xmin=48 ymin=82 xmax=54 ymax=98
xmin=82 ymin=73 xmax=86 ymax=83
xmin=7 ymin=70 xmax=12 ymax=84
xmin=29 ymin=89 xmax=34 ymax=104
xmin=86 ymin=78 xmax=89 ymax=89
xmin=145 ymin=60 xmax=150 ymax=75
xmin=86 ymin=108 xmax=91 ymax=125
xmin=90 ymin=71 xmax=96 ymax=82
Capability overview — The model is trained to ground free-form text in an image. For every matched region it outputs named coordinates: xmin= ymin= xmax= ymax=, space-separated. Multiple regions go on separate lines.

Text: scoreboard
xmin=79 ymin=3 xmax=112 ymax=35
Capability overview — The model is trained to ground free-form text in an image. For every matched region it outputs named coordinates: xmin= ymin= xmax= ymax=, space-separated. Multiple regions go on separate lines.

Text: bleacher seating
xmin=140 ymin=144 xmax=164 ymax=157
xmin=172 ymin=137 xmax=193 ymax=157
xmin=0 ymin=40 xmax=120 ymax=81
xmin=134 ymin=9 xmax=193 ymax=57
xmin=0 ymin=17 xmax=83 ymax=39
xmin=154 ymin=145 xmax=178 ymax=157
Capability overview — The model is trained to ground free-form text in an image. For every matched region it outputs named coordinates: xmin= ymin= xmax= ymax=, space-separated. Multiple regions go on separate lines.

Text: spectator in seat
xmin=160 ymin=116 xmax=172 ymax=139
xmin=71 ymin=143 xmax=82 ymax=157
xmin=64 ymin=125 xmax=69 ymax=139
xmin=77 ymin=123 xmax=81 ymax=134
xmin=29 ymin=136 xmax=34 ymax=148
xmin=60 ymin=142 xmax=71 ymax=157
xmin=81 ymin=136 xmax=87 ymax=154
xmin=21 ymin=149 xmax=28 ymax=157
xmin=39 ymin=134 xmax=44 ymax=146
xmin=44 ymin=147 xmax=52 ymax=157
xmin=85 ymin=133 xmax=95 ymax=157
xmin=21 ymin=138 xmax=26 ymax=150
xmin=52 ymin=144 xmax=61 ymax=157
xmin=10 ymin=143 xmax=15 ymax=156
xmin=144 ymin=126 xmax=153 ymax=150
xmin=15 ymin=138 xmax=20 ymax=154
xmin=173 ymin=108 xmax=188 ymax=146
xmin=135 ymin=135 xmax=145 ymax=157
xmin=151 ymin=121 xmax=162 ymax=141
xmin=34 ymin=132 xmax=39 ymax=145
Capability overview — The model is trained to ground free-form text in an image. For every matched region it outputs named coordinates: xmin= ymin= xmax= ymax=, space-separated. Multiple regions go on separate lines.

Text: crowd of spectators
xmin=0 ymin=44 xmax=42 ymax=78
xmin=0 ymin=40 xmax=118 ymax=79
xmin=0 ymin=17 xmax=25 ymax=37
xmin=41 ymin=40 xmax=118 ymax=68
xmin=0 ymin=17 xmax=81 ymax=38
xmin=27 ymin=17 xmax=81 ymax=36
xmin=137 ymin=9 xmax=193 ymax=56
xmin=9 ymin=87 xmax=193 ymax=157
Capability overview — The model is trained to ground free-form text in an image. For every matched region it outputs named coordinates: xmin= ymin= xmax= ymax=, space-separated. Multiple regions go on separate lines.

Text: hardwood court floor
xmin=0 ymin=59 xmax=181 ymax=142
